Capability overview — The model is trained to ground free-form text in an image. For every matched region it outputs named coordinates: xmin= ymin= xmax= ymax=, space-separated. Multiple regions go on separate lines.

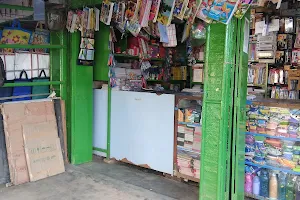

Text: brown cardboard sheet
xmin=23 ymin=121 xmax=65 ymax=182
xmin=1 ymin=100 xmax=56 ymax=185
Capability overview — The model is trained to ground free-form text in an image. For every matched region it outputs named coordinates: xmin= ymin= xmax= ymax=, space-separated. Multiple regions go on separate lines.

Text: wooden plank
xmin=1 ymin=100 xmax=56 ymax=185
xmin=23 ymin=121 xmax=65 ymax=182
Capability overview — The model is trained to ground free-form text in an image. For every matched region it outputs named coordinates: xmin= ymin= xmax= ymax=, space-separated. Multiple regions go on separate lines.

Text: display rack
xmin=174 ymin=95 xmax=202 ymax=182
xmin=0 ymin=38 xmax=66 ymax=99
xmin=244 ymin=99 xmax=300 ymax=199
xmin=245 ymin=161 xmax=300 ymax=176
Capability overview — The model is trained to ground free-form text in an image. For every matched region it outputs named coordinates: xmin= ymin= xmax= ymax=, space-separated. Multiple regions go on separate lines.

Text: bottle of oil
xmin=260 ymin=169 xmax=269 ymax=197
xmin=278 ymin=172 xmax=287 ymax=200
xmin=269 ymin=172 xmax=278 ymax=199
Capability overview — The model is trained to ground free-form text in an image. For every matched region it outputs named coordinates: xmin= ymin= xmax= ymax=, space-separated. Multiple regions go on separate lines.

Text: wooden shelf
xmin=245 ymin=131 xmax=300 ymax=142
xmin=245 ymin=161 xmax=300 ymax=175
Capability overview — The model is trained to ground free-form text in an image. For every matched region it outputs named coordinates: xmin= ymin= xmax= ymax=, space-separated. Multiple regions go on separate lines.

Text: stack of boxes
xmin=176 ymin=106 xmax=202 ymax=180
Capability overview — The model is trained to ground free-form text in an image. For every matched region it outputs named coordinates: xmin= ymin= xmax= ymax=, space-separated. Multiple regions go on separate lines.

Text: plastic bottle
xmin=269 ymin=172 xmax=278 ymax=199
xmin=278 ymin=172 xmax=287 ymax=200
xmin=286 ymin=174 xmax=296 ymax=200
xmin=260 ymin=169 xmax=269 ymax=197
xmin=245 ymin=173 xmax=253 ymax=194
xmin=253 ymin=175 xmax=260 ymax=196
xmin=295 ymin=176 xmax=300 ymax=200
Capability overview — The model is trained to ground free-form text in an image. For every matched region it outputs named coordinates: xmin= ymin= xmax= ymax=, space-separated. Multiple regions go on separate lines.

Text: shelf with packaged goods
xmin=245 ymin=132 xmax=300 ymax=142
xmin=0 ymin=3 xmax=33 ymax=11
xmin=178 ymin=121 xmax=201 ymax=127
xmin=245 ymin=161 xmax=300 ymax=176
xmin=113 ymin=54 xmax=165 ymax=61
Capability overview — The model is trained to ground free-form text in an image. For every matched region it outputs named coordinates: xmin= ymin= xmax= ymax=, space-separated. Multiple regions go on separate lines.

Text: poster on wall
xmin=207 ymin=0 xmax=239 ymax=24
xmin=243 ymin=18 xmax=250 ymax=53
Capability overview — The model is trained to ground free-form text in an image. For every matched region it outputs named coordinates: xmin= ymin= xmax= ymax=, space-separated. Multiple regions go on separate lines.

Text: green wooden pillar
xmin=69 ymin=32 xmax=93 ymax=164
xmin=231 ymin=14 xmax=250 ymax=200
xmin=94 ymin=23 xmax=110 ymax=81
xmin=200 ymin=20 xmax=238 ymax=200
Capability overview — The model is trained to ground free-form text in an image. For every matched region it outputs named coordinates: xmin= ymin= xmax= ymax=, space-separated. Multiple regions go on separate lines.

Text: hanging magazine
xmin=100 ymin=1 xmax=114 ymax=25
xmin=181 ymin=0 xmax=200 ymax=43
xmin=196 ymin=0 xmax=213 ymax=23
xmin=78 ymin=30 xmax=95 ymax=66
xmin=234 ymin=0 xmax=253 ymax=19
xmin=139 ymin=0 xmax=153 ymax=27
xmin=113 ymin=2 xmax=126 ymax=24
xmin=149 ymin=0 xmax=162 ymax=22
xmin=125 ymin=1 xmax=136 ymax=20
xmin=173 ymin=0 xmax=189 ymax=20
xmin=207 ymin=0 xmax=239 ymax=24
xmin=156 ymin=0 xmax=176 ymax=26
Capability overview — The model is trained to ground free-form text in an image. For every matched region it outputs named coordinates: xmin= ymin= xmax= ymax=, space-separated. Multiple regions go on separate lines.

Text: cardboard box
xmin=23 ymin=121 xmax=65 ymax=182
xmin=1 ymin=100 xmax=56 ymax=185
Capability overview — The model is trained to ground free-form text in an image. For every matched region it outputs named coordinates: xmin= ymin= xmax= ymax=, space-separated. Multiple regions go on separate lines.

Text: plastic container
xmin=260 ymin=169 xmax=269 ymax=197
xmin=295 ymin=176 xmax=300 ymax=200
xmin=266 ymin=155 xmax=280 ymax=167
xmin=269 ymin=172 xmax=278 ymax=199
xmin=245 ymin=173 xmax=253 ymax=194
xmin=283 ymin=140 xmax=295 ymax=147
xmin=253 ymin=175 xmax=260 ymax=196
xmin=278 ymin=172 xmax=287 ymax=200
xmin=283 ymin=152 xmax=293 ymax=160
xmin=286 ymin=174 xmax=296 ymax=200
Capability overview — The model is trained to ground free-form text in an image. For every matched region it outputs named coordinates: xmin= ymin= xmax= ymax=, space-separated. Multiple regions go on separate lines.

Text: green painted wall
xmin=200 ymin=21 xmax=237 ymax=200
xmin=69 ymin=32 xmax=93 ymax=164
xmin=94 ymin=23 xmax=110 ymax=81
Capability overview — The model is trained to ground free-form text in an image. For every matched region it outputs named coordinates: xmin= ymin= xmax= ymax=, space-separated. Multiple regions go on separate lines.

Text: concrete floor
xmin=0 ymin=157 xmax=199 ymax=200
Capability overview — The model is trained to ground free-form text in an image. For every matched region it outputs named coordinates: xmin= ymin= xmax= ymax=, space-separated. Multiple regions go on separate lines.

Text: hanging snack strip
xmin=66 ymin=7 xmax=100 ymax=66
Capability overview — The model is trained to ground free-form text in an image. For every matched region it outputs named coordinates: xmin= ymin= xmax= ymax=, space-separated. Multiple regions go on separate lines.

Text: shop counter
xmin=93 ymin=89 xmax=175 ymax=174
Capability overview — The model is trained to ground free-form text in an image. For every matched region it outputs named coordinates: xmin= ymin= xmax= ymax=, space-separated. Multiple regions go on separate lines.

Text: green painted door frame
xmin=199 ymin=20 xmax=238 ymax=200
xmin=69 ymin=32 xmax=93 ymax=164
xmin=231 ymin=13 xmax=250 ymax=200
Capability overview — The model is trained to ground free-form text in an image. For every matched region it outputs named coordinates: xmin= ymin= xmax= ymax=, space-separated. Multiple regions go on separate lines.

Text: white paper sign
xmin=255 ymin=19 xmax=280 ymax=35
xmin=244 ymin=18 xmax=250 ymax=53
